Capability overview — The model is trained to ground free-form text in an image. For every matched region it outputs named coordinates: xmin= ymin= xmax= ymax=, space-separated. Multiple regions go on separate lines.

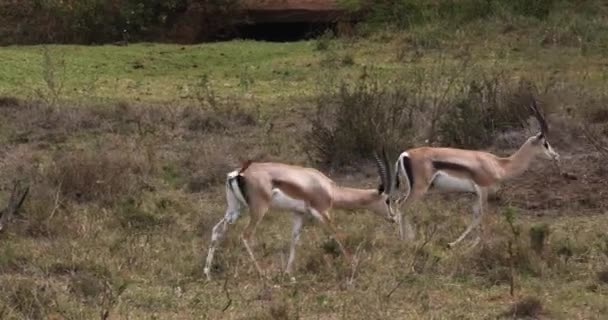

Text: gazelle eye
xmin=543 ymin=141 xmax=549 ymax=148
xmin=385 ymin=198 xmax=390 ymax=205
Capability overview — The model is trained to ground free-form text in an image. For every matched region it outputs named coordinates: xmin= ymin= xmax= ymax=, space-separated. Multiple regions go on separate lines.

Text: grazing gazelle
xmin=393 ymin=98 xmax=560 ymax=247
xmin=204 ymin=152 xmax=397 ymax=280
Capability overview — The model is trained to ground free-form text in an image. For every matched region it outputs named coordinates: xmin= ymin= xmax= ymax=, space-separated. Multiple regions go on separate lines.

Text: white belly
xmin=430 ymin=172 xmax=476 ymax=193
xmin=270 ymin=189 xmax=308 ymax=213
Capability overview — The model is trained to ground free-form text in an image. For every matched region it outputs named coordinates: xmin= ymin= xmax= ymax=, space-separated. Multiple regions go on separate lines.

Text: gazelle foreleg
xmin=447 ymin=185 xmax=488 ymax=248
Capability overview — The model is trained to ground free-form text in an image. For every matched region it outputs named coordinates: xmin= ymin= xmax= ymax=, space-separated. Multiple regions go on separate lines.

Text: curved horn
xmin=528 ymin=96 xmax=548 ymax=135
xmin=373 ymin=151 xmax=388 ymax=194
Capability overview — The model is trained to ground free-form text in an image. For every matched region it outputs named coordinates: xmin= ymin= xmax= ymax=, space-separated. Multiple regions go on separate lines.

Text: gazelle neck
xmin=331 ymin=186 xmax=380 ymax=210
xmin=501 ymin=138 xmax=538 ymax=179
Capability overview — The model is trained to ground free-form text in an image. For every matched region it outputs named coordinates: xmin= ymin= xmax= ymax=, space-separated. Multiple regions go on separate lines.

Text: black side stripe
xmin=401 ymin=156 xmax=414 ymax=189
xmin=235 ymin=175 xmax=248 ymax=204
xmin=432 ymin=161 xmax=475 ymax=178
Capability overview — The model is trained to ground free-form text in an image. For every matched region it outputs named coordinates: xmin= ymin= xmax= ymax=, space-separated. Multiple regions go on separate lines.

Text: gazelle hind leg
xmin=397 ymin=188 xmax=426 ymax=241
xmin=448 ymin=186 xmax=488 ymax=248
xmin=399 ymin=211 xmax=416 ymax=241
xmin=285 ymin=212 xmax=304 ymax=275
xmin=204 ymin=217 xmax=229 ymax=280
xmin=241 ymin=202 xmax=268 ymax=279
xmin=204 ymin=183 xmax=244 ymax=280
xmin=311 ymin=208 xmax=352 ymax=263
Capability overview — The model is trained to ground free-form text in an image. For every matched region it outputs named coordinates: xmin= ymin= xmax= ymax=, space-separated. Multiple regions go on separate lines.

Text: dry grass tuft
xmin=503 ymin=296 xmax=544 ymax=319
xmin=4 ymin=279 xmax=55 ymax=319
xmin=181 ymin=137 xmax=240 ymax=193
xmin=49 ymin=147 xmax=145 ymax=205
xmin=0 ymin=96 xmax=20 ymax=108
xmin=597 ymin=270 xmax=608 ymax=285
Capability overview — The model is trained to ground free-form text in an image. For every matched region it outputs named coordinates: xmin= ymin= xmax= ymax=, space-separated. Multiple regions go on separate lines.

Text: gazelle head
xmin=528 ymin=97 xmax=560 ymax=162
xmin=372 ymin=149 xmax=399 ymax=223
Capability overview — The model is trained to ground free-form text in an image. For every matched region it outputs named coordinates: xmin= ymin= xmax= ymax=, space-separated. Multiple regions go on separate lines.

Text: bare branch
xmin=581 ymin=125 xmax=608 ymax=161
xmin=222 ymin=277 xmax=232 ymax=312
xmin=528 ymin=95 xmax=549 ymax=135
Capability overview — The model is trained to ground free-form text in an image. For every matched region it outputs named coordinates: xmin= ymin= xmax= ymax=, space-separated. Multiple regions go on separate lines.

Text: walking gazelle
xmin=204 ymin=152 xmax=398 ymax=280
xmin=393 ymin=97 xmax=560 ymax=247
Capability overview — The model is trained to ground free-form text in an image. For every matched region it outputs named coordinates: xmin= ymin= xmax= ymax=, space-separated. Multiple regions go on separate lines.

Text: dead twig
xmin=222 ymin=277 xmax=232 ymax=312
xmin=508 ymin=240 xmax=515 ymax=297
xmin=47 ymin=181 xmax=62 ymax=223
xmin=347 ymin=242 xmax=365 ymax=286
xmin=581 ymin=125 xmax=608 ymax=160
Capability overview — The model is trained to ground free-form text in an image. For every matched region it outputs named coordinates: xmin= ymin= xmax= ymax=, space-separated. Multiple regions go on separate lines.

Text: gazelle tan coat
xmin=204 ymin=153 xmax=396 ymax=280
xmin=393 ymin=99 xmax=559 ymax=247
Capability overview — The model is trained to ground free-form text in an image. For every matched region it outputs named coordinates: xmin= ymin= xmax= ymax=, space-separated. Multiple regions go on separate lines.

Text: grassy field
xmin=1 ymin=14 xmax=608 ymax=320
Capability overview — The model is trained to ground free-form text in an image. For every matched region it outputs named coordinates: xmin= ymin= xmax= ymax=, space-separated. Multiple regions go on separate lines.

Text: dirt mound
xmin=241 ymin=0 xmax=343 ymax=22
xmin=499 ymin=153 xmax=608 ymax=216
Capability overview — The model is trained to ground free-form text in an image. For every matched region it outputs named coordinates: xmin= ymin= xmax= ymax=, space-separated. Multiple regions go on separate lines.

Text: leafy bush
xmin=0 ymin=0 xmax=242 ymax=44
xmin=306 ymin=71 xmax=417 ymax=166
xmin=339 ymin=0 xmax=602 ymax=31
xmin=436 ymin=77 xmax=529 ymax=148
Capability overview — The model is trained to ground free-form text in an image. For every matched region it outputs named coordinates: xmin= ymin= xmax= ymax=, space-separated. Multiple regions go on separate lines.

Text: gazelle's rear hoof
xmin=468 ymin=237 xmax=481 ymax=249
xmin=203 ymin=268 xmax=211 ymax=281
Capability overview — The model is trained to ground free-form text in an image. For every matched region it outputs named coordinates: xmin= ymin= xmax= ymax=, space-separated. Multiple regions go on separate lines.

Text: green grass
xmin=1 ymin=23 xmax=607 ymax=106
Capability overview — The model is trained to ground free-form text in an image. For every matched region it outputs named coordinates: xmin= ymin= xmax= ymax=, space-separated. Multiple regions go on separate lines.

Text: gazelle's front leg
xmin=448 ymin=185 xmax=488 ymax=248
xmin=285 ymin=212 xmax=304 ymax=274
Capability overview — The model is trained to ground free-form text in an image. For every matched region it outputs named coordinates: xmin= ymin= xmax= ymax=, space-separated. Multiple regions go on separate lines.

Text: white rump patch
xmin=227 ymin=170 xmax=239 ymax=179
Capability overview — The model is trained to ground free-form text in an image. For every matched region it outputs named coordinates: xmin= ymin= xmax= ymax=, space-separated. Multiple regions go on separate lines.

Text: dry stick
xmin=222 ymin=277 xmax=233 ymax=312
xmin=347 ymin=242 xmax=365 ymax=286
xmin=581 ymin=125 xmax=608 ymax=160
xmin=508 ymin=240 xmax=515 ymax=297
xmin=47 ymin=181 xmax=62 ymax=223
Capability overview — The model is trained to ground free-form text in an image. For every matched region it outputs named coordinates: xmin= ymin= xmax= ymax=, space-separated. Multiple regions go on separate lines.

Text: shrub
xmin=598 ymin=270 xmax=608 ymax=284
xmin=4 ymin=279 xmax=55 ymax=319
xmin=502 ymin=296 xmax=545 ymax=319
xmin=180 ymin=137 xmax=240 ymax=192
xmin=529 ymin=223 xmax=550 ymax=254
xmin=342 ymin=0 xmax=574 ymax=32
xmin=436 ymin=77 xmax=531 ymax=148
xmin=49 ymin=147 xmax=145 ymax=205
xmin=186 ymin=75 xmax=257 ymax=134
xmin=0 ymin=0 xmax=242 ymax=44
xmin=306 ymin=71 xmax=417 ymax=166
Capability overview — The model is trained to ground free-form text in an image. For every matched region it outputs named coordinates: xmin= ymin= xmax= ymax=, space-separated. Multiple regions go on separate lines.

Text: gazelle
xmin=393 ymin=98 xmax=559 ymax=247
xmin=204 ymin=152 xmax=397 ymax=280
